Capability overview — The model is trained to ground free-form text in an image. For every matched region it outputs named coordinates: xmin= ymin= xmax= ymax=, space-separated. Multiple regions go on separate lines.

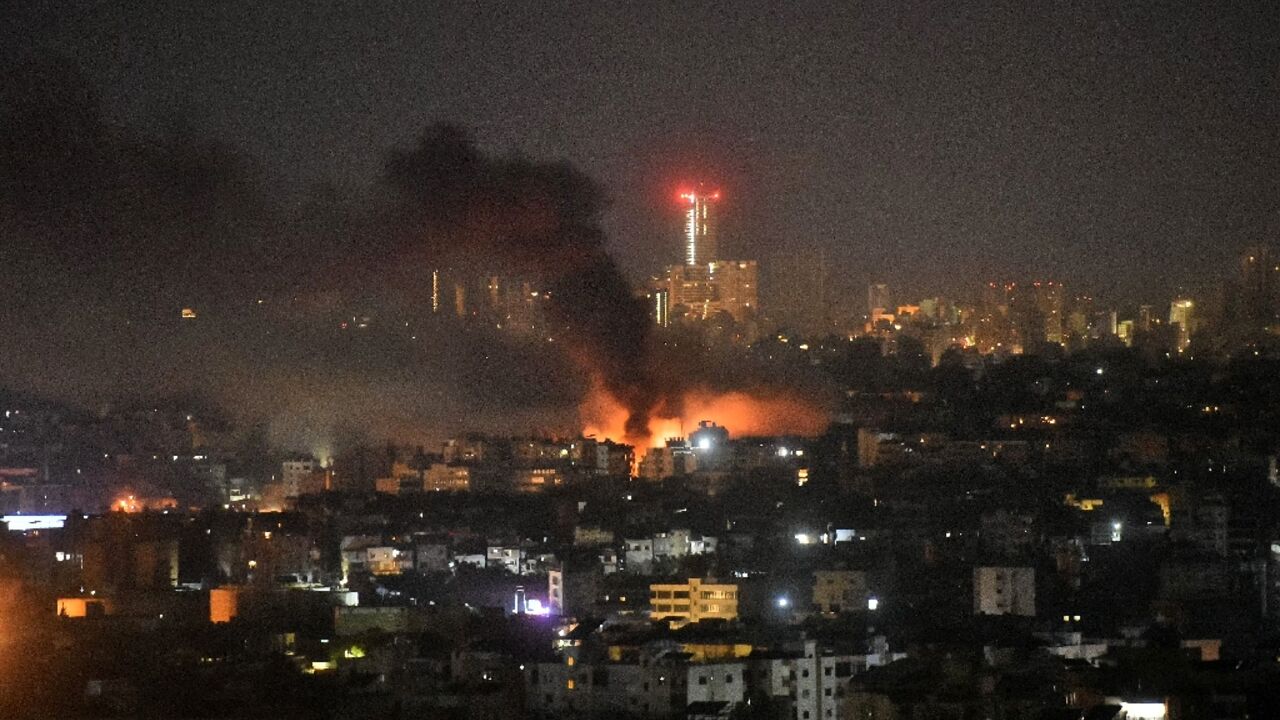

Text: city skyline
xmin=4 ymin=5 xmax=1280 ymax=718
xmin=5 ymin=3 xmax=1279 ymax=306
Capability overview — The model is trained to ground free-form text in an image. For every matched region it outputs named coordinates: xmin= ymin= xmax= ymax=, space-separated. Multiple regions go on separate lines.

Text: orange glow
xmin=113 ymin=495 xmax=142 ymax=513
xmin=111 ymin=494 xmax=177 ymax=512
xmin=580 ymin=376 xmax=828 ymax=449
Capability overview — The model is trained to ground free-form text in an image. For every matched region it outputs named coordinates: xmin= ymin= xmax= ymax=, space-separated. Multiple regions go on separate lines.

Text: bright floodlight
xmin=777 ymin=447 xmax=790 ymax=457
xmin=776 ymin=597 xmax=789 ymax=608
xmin=867 ymin=597 xmax=880 ymax=611
xmin=698 ymin=437 xmax=712 ymax=450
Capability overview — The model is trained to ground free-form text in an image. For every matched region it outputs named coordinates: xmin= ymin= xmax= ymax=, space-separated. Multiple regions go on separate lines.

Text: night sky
xmin=8 ymin=1 xmax=1278 ymax=302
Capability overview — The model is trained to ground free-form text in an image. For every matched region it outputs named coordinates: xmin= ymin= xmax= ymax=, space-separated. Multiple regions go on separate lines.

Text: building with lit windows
xmin=652 ymin=288 xmax=670 ymax=327
xmin=649 ymin=578 xmax=739 ymax=626
xmin=679 ymin=187 xmax=720 ymax=266
xmin=657 ymin=187 xmax=759 ymax=335
xmin=1168 ymin=298 xmax=1195 ymax=353
xmin=708 ymin=260 xmax=758 ymax=323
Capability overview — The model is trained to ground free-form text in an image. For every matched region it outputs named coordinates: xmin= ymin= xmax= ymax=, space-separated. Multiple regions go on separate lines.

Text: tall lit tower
xmin=679 ymin=186 xmax=720 ymax=266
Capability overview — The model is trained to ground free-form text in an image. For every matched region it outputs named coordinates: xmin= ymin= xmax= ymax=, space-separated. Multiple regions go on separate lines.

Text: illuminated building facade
xmin=652 ymin=288 xmax=670 ymax=327
xmin=649 ymin=577 xmax=739 ymax=626
xmin=679 ymin=187 xmax=720 ymax=266
xmin=1169 ymin=297 xmax=1195 ymax=352
xmin=661 ymin=262 xmax=758 ymax=326
xmin=656 ymin=187 xmax=758 ymax=336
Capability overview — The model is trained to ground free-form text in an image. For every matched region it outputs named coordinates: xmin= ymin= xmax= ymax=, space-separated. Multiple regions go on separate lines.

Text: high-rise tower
xmin=679 ymin=187 xmax=720 ymax=267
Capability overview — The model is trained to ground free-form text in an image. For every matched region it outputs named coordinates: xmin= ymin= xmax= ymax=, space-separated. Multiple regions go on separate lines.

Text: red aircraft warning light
xmin=676 ymin=187 xmax=722 ymax=203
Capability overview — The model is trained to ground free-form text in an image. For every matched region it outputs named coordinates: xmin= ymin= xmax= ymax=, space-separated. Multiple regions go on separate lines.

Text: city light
xmin=2 ymin=9 xmax=1273 ymax=714
xmin=113 ymin=495 xmax=142 ymax=513
xmin=1119 ymin=702 xmax=1167 ymax=720
xmin=2 ymin=515 xmax=66 ymax=531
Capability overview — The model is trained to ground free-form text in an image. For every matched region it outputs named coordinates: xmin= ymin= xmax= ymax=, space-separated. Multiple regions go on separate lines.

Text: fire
xmin=111 ymin=494 xmax=178 ymax=513
xmin=580 ymin=377 xmax=828 ymax=448
xmin=113 ymin=495 xmax=142 ymax=513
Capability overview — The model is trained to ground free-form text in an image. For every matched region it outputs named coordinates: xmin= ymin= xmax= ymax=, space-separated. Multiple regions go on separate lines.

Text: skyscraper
xmin=679 ymin=187 xmax=720 ymax=267
xmin=1240 ymin=245 xmax=1280 ymax=329
xmin=652 ymin=289 xmax=670 ymax=327
xmin=660 ymin=186 xmax=758 ymax=338
xmin=708 ymin=260 xmax=759 ymax=323
xmin=1168 ymin=297 xmax=1195 ymax=353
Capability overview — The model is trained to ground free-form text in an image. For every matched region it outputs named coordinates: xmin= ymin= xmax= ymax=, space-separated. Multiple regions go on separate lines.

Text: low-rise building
xmin=973 ymin=566 xmax=1036 ymax=617
xmin=650 ymin=578 xmax=739 ymax=626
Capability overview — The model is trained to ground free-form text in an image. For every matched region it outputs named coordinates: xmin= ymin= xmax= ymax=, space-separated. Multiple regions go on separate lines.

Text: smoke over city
xmin=0 ymin=61 xmax=830 ymax=451
xmin=375 ymin=124 xmax=664 ymax=441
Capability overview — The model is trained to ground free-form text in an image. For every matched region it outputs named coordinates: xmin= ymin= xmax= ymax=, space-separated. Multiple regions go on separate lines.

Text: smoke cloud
xmin=0 ymin=59 xmax=830 ymax=452
xmin=376 ymin=124 xmax=660 ymax=439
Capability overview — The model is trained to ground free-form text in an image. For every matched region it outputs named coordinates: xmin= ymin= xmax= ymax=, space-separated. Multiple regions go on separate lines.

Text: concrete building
xmin=424 ymin=464 xmax=471 ymax=492
xmin=624 ymin=538 xmax=655 ymax=574
xmin=752 ymin=641 xmax=866 ymax=720
xmin=812 ymin=570 xmax=868 ymax=615
xmin=524 ymin=650 xmax=744 ymax=718
xmin=973 ymin=566 xmax=1036 ymax=617
xmin=649 ymin=578 xmax=739 ymax=626
xmin=639 ymin=441 xmax=698 ymax=480
xmin=281 ymin=458 xmax=320 ymax=498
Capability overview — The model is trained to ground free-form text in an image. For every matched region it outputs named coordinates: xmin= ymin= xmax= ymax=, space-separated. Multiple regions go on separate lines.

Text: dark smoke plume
xmin=0 ymin=59 xmax=829 ymax=450
xmin=378 ymin=124 xmax=659 ymax=438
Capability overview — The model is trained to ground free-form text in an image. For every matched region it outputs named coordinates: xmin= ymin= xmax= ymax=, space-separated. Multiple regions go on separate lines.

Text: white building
xmin=624 ymin=538 xmax=655 ymax=573
xmin=750 ymin=640 xmax=900 ymax=720
xmin=486 ymin=545 xmax=524 ymax=574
